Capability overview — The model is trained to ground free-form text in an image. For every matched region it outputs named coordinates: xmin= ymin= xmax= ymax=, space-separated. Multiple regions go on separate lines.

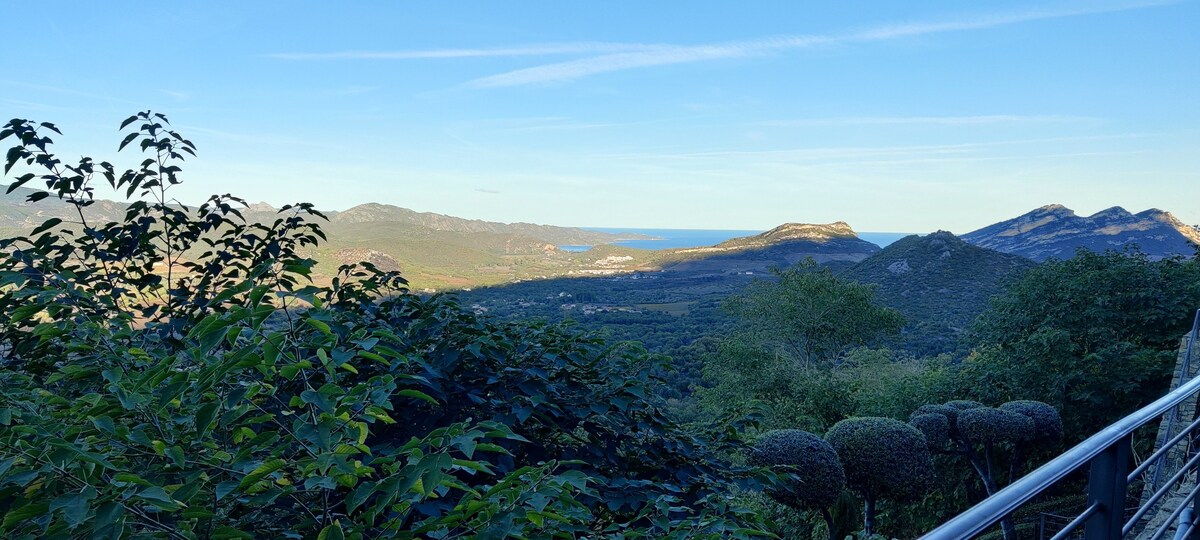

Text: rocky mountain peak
xmin=1035 ymin=204 xmax=1076 ymax=216
xmin=1090 ymin=206 xmax=1132 ymax=219
xmin=759 ymin=221 xmax=857 ymax=242
xmin=246 ymin=201 xmax=276 ymax=213
xmin=963 ymin=204 xmax=1197 ymax=261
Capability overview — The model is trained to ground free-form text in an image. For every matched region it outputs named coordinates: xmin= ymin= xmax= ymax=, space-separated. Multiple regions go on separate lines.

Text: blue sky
xmin=2 ymin=0 xmax=1197 ymax=233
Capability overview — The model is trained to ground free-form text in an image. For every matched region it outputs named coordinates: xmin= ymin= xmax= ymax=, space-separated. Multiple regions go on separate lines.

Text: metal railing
xmin=924 ymin=309 xmax=1200 ymax=540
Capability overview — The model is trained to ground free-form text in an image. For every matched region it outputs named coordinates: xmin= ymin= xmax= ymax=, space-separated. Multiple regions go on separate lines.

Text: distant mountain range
xmin=3 ymin=186 xmax=1196 ymax=291
xmin=0 ymin=187 xmax=653 ymax=289
xmin=0 ymin=187 xmax=647 ymax=247
xmin=962 ymin=205 xmax=1199 ymax=262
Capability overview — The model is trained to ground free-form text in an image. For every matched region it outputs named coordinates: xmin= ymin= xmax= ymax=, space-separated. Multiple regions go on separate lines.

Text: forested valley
xmin=2 ymin=115 xmax=1199 ymax=539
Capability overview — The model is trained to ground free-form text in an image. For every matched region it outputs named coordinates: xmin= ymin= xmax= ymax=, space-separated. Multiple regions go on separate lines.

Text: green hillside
xmin=841 ymin=231 xmax=1036 ymax=355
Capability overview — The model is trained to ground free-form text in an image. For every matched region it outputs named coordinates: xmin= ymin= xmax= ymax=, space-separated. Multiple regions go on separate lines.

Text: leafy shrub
xmin=908 ymin=413 xmax=950 ymax=450
xmin=0 ymin=114 xmax=771 ymax=539
xmin=957 ymin=407 xmax=1034 ymax=445
xmin=750 ymin=429 xmax=845 ymax=511
xmin=825 ymin=417 xmax=933 ymax=535
xmin=1000 ymin=400 xmax=1063 ymax=443
xmin=970 ymin=249 xmax=1200 ymax=440
xmin=907 ymin=398 xmax=1062 ymax=540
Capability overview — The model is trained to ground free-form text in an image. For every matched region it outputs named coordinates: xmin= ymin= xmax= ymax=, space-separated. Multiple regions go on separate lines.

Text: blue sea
xmin=558 ymin=228 xmax=913 ymax=252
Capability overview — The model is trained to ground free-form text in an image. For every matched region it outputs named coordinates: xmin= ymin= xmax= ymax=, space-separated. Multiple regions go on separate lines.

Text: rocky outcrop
xmin=333 ymin=248 xmax=402 ymax=272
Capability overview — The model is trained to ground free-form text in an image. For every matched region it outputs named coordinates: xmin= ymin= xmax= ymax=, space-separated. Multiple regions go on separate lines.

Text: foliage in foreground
xmin=0 ymin=114 xmax=773 ymax=539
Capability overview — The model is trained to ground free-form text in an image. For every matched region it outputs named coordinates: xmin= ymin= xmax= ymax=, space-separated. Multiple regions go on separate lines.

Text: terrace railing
xmin=923 ymin=309 xmax=1200 ymax=540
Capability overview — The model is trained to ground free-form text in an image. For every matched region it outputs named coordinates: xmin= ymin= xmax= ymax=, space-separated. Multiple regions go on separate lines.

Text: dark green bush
xmin=1000 ymin=400 xmax=1063 ymax=443
xmin=826 ymin=417 xmax=933 ymax=535
xmin=825 ymin=418 xmax=933 ymax=502
xmin=957 ymin=407 xmax=1034 ymax=444
xmin=909 ymin=413 xmax=950 ymax=450
xmin=750 ymin=429 xmax=845 ymax=510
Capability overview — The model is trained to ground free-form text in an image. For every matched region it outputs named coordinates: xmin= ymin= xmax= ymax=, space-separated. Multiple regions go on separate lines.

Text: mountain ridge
xmin=962 ymin=205 xmax=1199 ymax=261
xmin=0 ymin=186 xmax=648 ymax=247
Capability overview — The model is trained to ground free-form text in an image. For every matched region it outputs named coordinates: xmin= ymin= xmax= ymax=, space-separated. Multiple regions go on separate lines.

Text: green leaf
xmin=118 ymin=132 xmax=138 ymax=151
xmin=300 ymin=389 xmax=335 ymax=414
xmin=90 ymin=415 xmax=115 ymax=434
xmin=136 ymin=487 xmax=185 ymax=511
xmin=211 ymin=526 xmax=255 ymax=539
xmin=237 ymin=458 xmax=286 ymax=491
xmin=92 ymin=502 xmax=122 ymax=530
xmin=397 ymin=389 xmax=439 ymax=406
xmin=166 ymin=446 xmax=186 ymax=467
xmin=31 ymin=217 xmax=62 ymax=235
xmin=306 ymin=318 xmax=332 ymax=336
xmin=215 ymin=481 xmax=239 ymax=501
xmin=317 ymin=521 xmax=345 ymax=540
xmin=50 ymin=488 xmax=94 ymax=528
xmin=11 ymin=304 xmax=42 ymax=323
xmin=195 ymin=402 xmax=219 ymax=436
xmin=2 ymin=502 xmax=49 ymax=528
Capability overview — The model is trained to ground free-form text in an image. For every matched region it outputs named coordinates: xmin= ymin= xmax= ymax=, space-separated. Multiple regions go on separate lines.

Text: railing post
xmin=1086 ymin=434 xmax=1133 ymax=540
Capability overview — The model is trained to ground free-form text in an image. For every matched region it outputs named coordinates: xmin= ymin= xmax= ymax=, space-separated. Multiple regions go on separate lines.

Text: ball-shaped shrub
xmin=912 ymin=403 xmax=967 ymax=437
xmin=825 ymin=417 xmax=934 ymax=503
xmin=1000 ymin=400 xmax=1063 ymax=443
xmin=750 ymin=429 xmax=846 ymax=510
xmin=957 ymin=407 xmax=1034 ymax=444
xmin=909 ymin=413 xmax=950 ymax=450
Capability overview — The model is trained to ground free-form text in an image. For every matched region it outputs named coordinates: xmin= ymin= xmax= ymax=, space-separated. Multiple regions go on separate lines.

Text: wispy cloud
xmin=475 ymin=188 xmax=500 ymax=194
xmin=0 ymin=80 xmax=141 ymax=107
xmin=266 ymin=42 xmax=668 ymax=60
xmin=178 ymin=125 xmax=337 ymax=149
xmin=162 ymin=90 xmax=190 ymax=101
xmin=466 ymin=1 xmax=1174 ymax=88
xmin=589 ymin=133 xmax=1156 ymax=162
xmin=754 ymin=115 xmax=1103 ymax=127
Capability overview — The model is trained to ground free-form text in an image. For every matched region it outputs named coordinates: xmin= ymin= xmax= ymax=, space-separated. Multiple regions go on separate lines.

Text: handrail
xmin=1150 ymin=309 xmax=1200 ymax=490
xmin=922 ymin=357 xmax=1200 ymax=539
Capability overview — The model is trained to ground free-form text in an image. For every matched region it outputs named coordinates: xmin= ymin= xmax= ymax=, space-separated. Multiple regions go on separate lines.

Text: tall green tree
xmin=698 ymin=263 xmax=906 ymax=431
xmin=723 ymin=260 xmax=905 ymax=368
xmin=968 ymin=249 xmax=1200 ymax=439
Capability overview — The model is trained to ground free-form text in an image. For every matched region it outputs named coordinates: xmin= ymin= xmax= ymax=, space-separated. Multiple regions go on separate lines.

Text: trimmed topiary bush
xmin=826 ymin=417 xmax=934 ymax=535
xmin=909 ymin=399 xmax=1062 ymax=540
xmin=958 ymin=407 xmax=1035 ymax=444
xmin=912 ymin=403 xmax=964 ymax=437
xmin=751 ymin=429 xmax=846 ymax=511
xmin=1000 ymin=400 xmax=1064 ymax=443
xmin=909 ymin=413 xmax=950 ymax=450
xmin=751 ymin=429 xmax=847 ymax=540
